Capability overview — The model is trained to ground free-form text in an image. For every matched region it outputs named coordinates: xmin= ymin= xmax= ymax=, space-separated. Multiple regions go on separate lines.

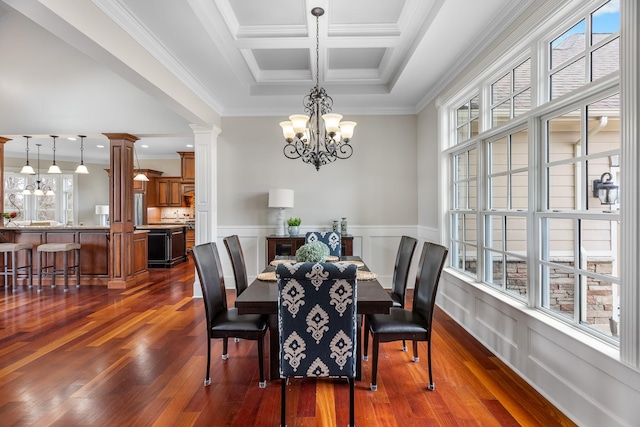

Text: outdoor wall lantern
xmin=592 ymin=172 xmax=619 ymax=205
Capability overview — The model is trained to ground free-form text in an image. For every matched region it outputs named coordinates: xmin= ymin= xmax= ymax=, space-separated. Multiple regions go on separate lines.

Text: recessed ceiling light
xmin=141 ymin=144 xmax=149 ymax=148
xmin=68 ymin=137 xmax=77 ymax=141
xmin=97 ymin=144 xmax=105 ymax=148
xmin=186 ymin=144 xmax=193 ymax=148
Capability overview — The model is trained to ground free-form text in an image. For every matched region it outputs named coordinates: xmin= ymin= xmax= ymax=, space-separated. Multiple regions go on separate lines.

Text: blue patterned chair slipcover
xmin=305 ymin=231 xmax=342 ymax=257
xmin=277 ymin=261 xmax=358 ymax=427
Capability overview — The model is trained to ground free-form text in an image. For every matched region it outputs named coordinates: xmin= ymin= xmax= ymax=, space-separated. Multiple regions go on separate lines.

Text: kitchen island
xmin=0 ymin=225 xmax=149 ymax=286
xmin=135 ymin=224 xmax=187 ymax=268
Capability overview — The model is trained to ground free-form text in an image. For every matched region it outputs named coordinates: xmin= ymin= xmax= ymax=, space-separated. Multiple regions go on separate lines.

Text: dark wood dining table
xmin=235 ymin=256 xmax=393 ymax=381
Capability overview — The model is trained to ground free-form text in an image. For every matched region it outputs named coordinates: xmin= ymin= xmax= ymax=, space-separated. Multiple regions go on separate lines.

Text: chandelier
xmin=279 ymin=7 xmax=357 ymax=171
xmin=22 ymin=143 xmax=55 ymax=196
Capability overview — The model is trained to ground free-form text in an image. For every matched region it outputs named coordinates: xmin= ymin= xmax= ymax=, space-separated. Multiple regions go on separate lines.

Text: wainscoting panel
xmin=440 ymin=269 xmax=640 ymax=427
xmin=216 ymin=225 xmax=423 ymax=291
xmin=475 ymin=298 xmax=518 ymax=350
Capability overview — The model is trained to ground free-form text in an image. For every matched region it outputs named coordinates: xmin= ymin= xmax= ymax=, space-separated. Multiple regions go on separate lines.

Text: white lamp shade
xmin=20 ymin=164 xmax=35 ymax=174
xmin=289 ymin=115 xmax=309 ymax=135
xmin=134 ymin=172 xmax=149 ymax=181
xmin=339 ymin=121 xmax=357 ymax=140
xmin=268 ymin=189 xmax=294 ymax=208
xmin=48 ymin=164 xmax=61 ymax=174
xmin=95 ymin=205 xmax=110 ymax=215
xmin=75 ymin=164 xmax=89 ymax=174
xmin=322 ymin=113 xmax=343 ymax=134
xmin=33 ymin=188 xmax=44 ymax=196
xmin=280 ymin=121 xmax=295 ymax=140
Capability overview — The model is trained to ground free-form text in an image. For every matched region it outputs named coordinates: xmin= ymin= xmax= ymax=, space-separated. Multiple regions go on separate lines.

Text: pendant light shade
xmin=75 ymin=135 xmax=89 ymax=174
xmin=133 ymin=145 xmax=149 ymax=181
xmin=48 ymin=135 xmax=61 ymax=174
xmin=20 ymin=136 xmax=36 ymax=175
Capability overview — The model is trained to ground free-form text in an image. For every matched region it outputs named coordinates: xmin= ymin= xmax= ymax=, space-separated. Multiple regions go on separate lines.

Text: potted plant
xmin=287 ymin=217 xmax=301 ymax=236
xmin=295 ymin=241 xmax=329 ymax=262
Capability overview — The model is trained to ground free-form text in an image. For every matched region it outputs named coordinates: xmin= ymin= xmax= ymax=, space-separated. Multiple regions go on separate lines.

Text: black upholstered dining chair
xmin=363 ymin=235 xmax=418 ymax=357
xmin=305 ymin=231 xmax=342 ymax=257
xmin=277 ymin=261 xmax=358 ymax=427
xmin=363 ymin=241 xmax=448 ymax=391
xmin=223 ymin=235 xmax=249 ymax=297
xmin=192 ymin=242 xmax=267 ymax=388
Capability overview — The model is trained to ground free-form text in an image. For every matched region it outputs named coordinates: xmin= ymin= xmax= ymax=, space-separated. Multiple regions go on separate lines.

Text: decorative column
xmin=104 ymin=133 xmax=139 ymax=289
xmin=620 ymin=0 xmax=640 ymax=368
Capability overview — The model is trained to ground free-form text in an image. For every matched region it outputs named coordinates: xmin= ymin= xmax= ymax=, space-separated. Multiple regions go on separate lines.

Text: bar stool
xmin=0 ymin=243 xmax=34 ymax=290
xmin=37 ymin=243 xmax=81 ymax=292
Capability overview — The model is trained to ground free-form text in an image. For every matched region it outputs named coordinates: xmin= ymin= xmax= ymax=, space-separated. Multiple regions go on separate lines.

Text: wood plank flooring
xmin=0 ymin=258 xmax=576 ymax=426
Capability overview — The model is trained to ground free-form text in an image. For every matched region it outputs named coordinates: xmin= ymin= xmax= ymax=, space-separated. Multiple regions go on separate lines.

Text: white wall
xmin=217 ymin=115 xmax=418 ymax=228
xmin=215 ymin=114 xmax=422 ymax=286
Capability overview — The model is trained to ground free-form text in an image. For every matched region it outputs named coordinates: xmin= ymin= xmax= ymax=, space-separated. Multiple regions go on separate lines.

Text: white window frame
xmin=441 ymin=0 xmax=624 ymax=351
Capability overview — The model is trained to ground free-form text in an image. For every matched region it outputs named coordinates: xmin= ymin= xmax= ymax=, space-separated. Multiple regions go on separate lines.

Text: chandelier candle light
xmin=279 ymin=7 xmax=357 ymax=171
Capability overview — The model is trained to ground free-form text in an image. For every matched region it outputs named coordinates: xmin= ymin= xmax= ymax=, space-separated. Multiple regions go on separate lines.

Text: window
xmin=445 ymin=0 xmax=620 ymax=344
xmin=549 ymin=1 xmax=620 ymax=100
xmin=484 ymin=128 xmax=529 ymax=298
xmin=450 ymin=148 xmax=478 ymax=277
xmin=540 ymin=92 xmax=620 ymax=338
xmin=4 ymin=173 xmax=74 ymax=224
xmin=490 ymin=58 xmax=531 ymax=128
xmin=455 ymin=95 xmax=480 ymax=144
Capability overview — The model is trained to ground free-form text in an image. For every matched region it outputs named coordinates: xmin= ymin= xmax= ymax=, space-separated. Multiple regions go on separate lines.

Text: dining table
xmin=235 ymin=256 xmax=393 ymax=381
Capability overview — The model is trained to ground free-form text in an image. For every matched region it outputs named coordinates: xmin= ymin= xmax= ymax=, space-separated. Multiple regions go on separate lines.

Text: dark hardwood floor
xmin=0 ymin=258 xmax=576 ymax=426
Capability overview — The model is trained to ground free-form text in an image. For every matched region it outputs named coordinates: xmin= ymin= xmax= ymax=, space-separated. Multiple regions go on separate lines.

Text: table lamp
xmin=95 ymin=204 xmax=110 ymax=226
xmin=268 ymin=189 xmax=294 ymax=236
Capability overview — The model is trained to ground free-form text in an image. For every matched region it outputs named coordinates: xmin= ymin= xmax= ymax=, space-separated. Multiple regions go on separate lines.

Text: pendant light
xmin=279 ymin=7 xmax=357 ymax=171
xmin=48 ymin=135 xmax=61 ymax=174
xmin=133 ymin=147 xmax=149 ymax=181
xmin=20 ymin=136 xmax=36 ymax=175
xmin=75 ymin=135 xmax=89 ymax=174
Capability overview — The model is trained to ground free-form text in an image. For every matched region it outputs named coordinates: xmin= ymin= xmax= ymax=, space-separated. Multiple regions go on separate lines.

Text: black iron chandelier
xmin=279 ymin=7 xmax=357 ymax=171
xmin=22 ymin=143 xmax=55 ymax=196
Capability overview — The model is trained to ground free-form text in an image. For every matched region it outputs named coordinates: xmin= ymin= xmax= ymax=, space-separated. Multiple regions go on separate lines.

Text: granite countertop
xmin=135 ymin=224 xmax=187 ymax=230
xmin=3 ymin=225 xmax=110 ymax=230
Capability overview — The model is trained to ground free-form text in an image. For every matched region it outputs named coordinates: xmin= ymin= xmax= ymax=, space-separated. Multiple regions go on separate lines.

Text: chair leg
xmin=63 ymin=250 xmax=69 ymax=292
xmin=427 ymin=338 xmax=434 ymax=391
xmin=257 ymin=332 xmax=266 ymax=388
xmin=402 ymin=339 xmax=407 ymax=351
xmin=349 ymin=377 xmax=355 ymax=427
xmin=27 ymin=249 xmax=33 ymax=289
xmin=75 ymin=248 xmax=81 ymax=288
xmin=3 ymin=252 xmax=8 ymax=288
xmin=204 ymin=338 xmax=211 ymax=386
xmin=11 ymin=250 xmax=18 ymax=290
xmin=51 ymin=253 xmax=57 ymax=289
xmin=363 ymin=316 xmax=369 ymax=361
xmin=281 ymin=377 xmax=287 ymax=427
xmin=371 ymin=335 xmax=379 ymax=391
xmin=412 ymin=341 xmax=419 ymax=362
xmin=222 ymin=337 xmax=229 ymax=360
xmin=37 ymin=251 xmax=43 ymax=292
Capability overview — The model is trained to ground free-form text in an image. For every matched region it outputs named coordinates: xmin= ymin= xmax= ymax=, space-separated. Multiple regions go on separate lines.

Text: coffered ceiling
xmin=0 ymin=0 xmax=533 ymax=162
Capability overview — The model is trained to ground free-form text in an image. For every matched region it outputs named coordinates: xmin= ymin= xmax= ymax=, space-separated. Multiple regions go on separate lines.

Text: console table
xmin=265 ymin=234 xmax=353 ymax=265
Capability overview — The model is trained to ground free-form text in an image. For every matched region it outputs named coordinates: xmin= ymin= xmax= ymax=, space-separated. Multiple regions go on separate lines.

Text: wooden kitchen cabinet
xmin=178 ymin=152 xmax=195 ymax=181
xmin=153 ymin=177 xmax=182 ymax=207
